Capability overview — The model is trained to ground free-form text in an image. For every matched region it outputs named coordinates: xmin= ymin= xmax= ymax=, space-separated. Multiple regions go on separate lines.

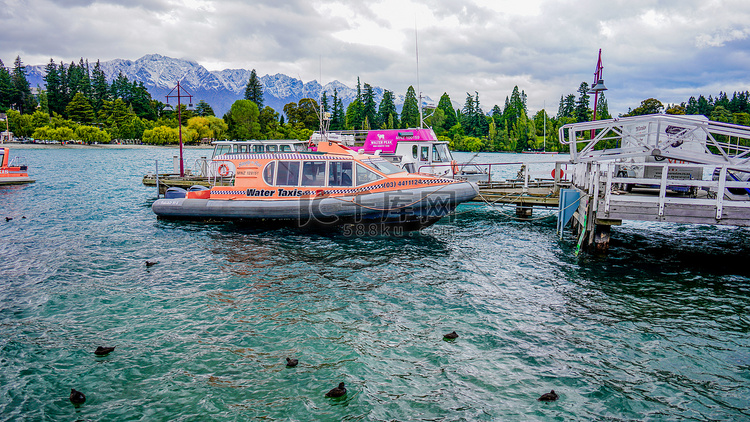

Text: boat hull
xmin=152 ymin=182 xmax=478 ymax=230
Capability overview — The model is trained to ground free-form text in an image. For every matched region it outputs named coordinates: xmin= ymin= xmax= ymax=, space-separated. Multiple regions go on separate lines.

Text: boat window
xmin=214 ymin=144 xmax=231 ymax=158
xmin=276 ymin=161 xmax=300 ymax=186
xmin=267 ymin=145 xmax=278 ymax=152
xmin=362 ymin=158 xmax=404 ymax=175
xmin=280 ymin=145 xmax=292 ymax=152
xmin=420 ymin=146 xmax=429 ymax=161
xmin=294 ymin=143 xmax=308 ymax=152
xmin=301 ymin=161 xmax=326 ymax=186
xmin=252 ymin=145 xmax=265 ymax=153
xmin=263 ymin=162 xmax=275 ymax=185
xmin=403 ymin=163 xmax=416 ymax=173
xmin=433 ymin=144 xmax=451 ymax=162
xmin=412 ymin=145 xmax=418 ymax=159
xmin=356 ymin=164 xmax=383 ymax=186
xmin=329 ymin=161 xmax=353 ymax=187
xmin=238 ymin=145 xmax=248 ymax=153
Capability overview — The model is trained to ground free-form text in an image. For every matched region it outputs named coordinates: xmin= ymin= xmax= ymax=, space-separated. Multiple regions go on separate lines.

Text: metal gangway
xmin=556 ymin=114 xmax=750 ymax=251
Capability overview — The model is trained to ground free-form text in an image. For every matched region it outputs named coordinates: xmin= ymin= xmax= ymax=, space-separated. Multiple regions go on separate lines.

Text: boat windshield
xmin=432 ymin=143 xmax=452 ymax=162
xmin=213 ymin=144 xmax=232 ymax=158
xmin=362 ymin=158 xmax=404 ymax=175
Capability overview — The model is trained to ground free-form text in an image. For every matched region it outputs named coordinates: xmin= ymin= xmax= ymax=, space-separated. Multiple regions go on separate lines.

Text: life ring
xmin=218 ymin=163 xmax=230 ymax=177
xmin=451 ymin=160 xmax=459 ymax=175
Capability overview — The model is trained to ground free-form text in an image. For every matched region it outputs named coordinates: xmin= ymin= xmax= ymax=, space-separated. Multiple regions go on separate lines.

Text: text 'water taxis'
xmin=152 ymin=140 xmax=479 ymax=230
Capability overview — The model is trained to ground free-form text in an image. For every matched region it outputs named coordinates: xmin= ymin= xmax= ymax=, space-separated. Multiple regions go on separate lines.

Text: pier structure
xmin=557 ymin=114 xmax=750 ymax=252
xmin=470 ymin=160 xmax=570 ymax=218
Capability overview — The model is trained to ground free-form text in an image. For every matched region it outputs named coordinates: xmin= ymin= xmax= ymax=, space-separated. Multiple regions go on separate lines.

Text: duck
xmin=285 ymin=357 xmax=298 ymax=367
xmin=538 ymin=390 xmax=558 ymax=402
xmin=5 ymin=217 xmax=12 ymax=222
xmin=325 ymin=382 xmax=347 ymax=398
xmin=443 ymin=331 xmax=458 ymax=340
xmin=145 ymin=260 xmax=159 ymax=267
xmin=69 ymin=389 xmax=86 ymax=405
xmin=95 ymin=346 xmax=116 ymax=356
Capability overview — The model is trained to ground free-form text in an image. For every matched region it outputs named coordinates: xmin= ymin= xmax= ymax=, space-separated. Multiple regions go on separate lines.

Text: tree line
xmin=2 ymin=55 xmax=750 ymax=152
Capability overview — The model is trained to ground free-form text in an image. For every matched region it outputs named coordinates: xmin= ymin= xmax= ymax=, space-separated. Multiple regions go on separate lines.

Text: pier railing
xmin=579 ymin=162 xmax=750 ymax=221
xmin=419 ymin=160 xmax=571 ymax=191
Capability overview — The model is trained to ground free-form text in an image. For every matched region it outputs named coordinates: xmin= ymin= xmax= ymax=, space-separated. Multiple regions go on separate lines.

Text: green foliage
xmin=75 ymin=125 xmax=111 ymax=143
xmin=11 ymin=56 xmax=36 ymax=114
xmin=622 ymin=98 xmax=664 ymax=116
xmin=401 ymin=86 xmax=419 ymax=128
xmin=195 ymin=100 xmax=215 ymax=117
xmin=142 ymin=125 xmax=179 ymax=145
xmin=227 ymin=99 xmax=261 ymax=140
xmin=283 ymin=99 xmax=319 ymax=131
xmin=378 ymin=90 xmax=398 ymax=129
xmin=244 ymin=69 xmax=264 ymax=109
xmin=66 ymin=92 xmax=95 ymax=123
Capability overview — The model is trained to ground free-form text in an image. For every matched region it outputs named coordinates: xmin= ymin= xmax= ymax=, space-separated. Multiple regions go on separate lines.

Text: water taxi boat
xmin=0 ymin=148 xmax=34 ymax=185
xmin=152 ymin=139 xmax=478 ymax=230
xmin=349 ymin=128 xmax=488 ymax=181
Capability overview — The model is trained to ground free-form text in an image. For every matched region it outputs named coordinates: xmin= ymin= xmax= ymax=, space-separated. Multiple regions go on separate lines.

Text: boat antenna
xmin=415 ymin=17 xmax=423 ymax=129
xmin=543 ymin=100 xmax=546 ymax=152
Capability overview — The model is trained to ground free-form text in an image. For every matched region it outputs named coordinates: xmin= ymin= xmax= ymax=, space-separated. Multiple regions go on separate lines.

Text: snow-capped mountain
xmin=24 ymin=54 xmax=434 ymax=116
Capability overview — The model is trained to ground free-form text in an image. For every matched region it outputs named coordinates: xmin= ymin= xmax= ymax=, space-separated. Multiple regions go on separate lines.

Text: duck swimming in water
xmin=538 ymin=390 xmax=558 ymax=402
xmin=285 ymin=357 xmax=298 ymax=367
xmin=443 ymin=331 xmax=458 ymax=340
xmin=325 ymin=382 xmax=346 ymax=398
xmin=70 ymin=389 xmax=86 ymax=405
xmin=95 ymin=346 xmax=115 ymax=356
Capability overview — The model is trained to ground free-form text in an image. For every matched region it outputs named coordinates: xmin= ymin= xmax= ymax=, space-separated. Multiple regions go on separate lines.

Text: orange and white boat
xmin=152 ymin=139 xmax=478 ymax=230
xmin=0 ymin=148 xmax=34 ymax=185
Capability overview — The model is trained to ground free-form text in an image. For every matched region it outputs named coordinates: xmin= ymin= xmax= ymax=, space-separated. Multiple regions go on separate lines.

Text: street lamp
xmin=588 ymin=49 xmax=608 ymax=122
xmin=166 ymin=81 xmax=193 ymax=177
xmin=587 ymin=49 xmax=608 ymax=139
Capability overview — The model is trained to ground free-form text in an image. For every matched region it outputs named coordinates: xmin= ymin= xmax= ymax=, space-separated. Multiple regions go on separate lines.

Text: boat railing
xmin=579 ymin=161 xmax=750 ymax=220
xmin=8 ymin=155 xmax=28 ymax=169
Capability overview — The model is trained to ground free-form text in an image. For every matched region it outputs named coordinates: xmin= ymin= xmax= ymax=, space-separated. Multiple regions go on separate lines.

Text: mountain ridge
xmin=23 ymin=54 xmax=435 ymax=116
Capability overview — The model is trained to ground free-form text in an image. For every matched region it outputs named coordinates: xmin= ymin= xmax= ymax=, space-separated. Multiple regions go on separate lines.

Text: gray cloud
xmin=2 ymin=0 xmax=750 ymax=115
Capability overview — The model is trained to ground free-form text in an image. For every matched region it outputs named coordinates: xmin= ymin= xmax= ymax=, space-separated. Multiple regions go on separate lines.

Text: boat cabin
xmin=211 ymin=140 xmax=309 ymax=159
xmin=351 ymin=129 xmax=454 ymax=176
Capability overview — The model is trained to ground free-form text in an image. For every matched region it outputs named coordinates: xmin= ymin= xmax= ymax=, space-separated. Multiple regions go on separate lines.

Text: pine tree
xmin=362 ymin=83 xmax=378 ymax=128
xmin=91 ymin=60 xmax=110 ymax=113
xmin=575 ymin=82 xmax=590 ymax=122
xmin=0 ymin=60 xmax=11 ymax=112
xmin=195 ymin=100 xmax=215 ymax=117
xmin=401 ymin=85 xmax=419 ymax=128
xmin=330 ymin=89 xmax=345 ymax=130
xmin=437 ymin=93 xmax=457 ymax=129
xmin=10 ymin=56 xmax=36 ymax=114
xmin=44 ymin=59 xmax=64 ymax=115
xmin=244 ymin=69 xmax=263 ymax=109
xmin=378 ymin=90 xmax=398 ymax=129
xmin=66 ymin=92 xmax=95 ymax=123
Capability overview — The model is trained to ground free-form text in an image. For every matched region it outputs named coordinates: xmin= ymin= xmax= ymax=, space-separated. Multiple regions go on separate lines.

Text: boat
xmin=348 ymin=128 xmax=489 ymax=182
xmin=142 ymin=139 xmax=311 ymax=192
xmin=0 ymin=147 xmax=34 ymax=185
xmin=152 ymin=139 xmax=478 ymax=231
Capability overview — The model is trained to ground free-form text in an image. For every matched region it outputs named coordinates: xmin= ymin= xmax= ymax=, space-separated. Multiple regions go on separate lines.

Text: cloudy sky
xmin=2 ymin=0 xmax=750 ymax=115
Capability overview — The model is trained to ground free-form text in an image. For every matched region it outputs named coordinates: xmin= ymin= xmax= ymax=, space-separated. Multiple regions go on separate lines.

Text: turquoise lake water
xmin=1 ymin=146 xmax=749 ymax=421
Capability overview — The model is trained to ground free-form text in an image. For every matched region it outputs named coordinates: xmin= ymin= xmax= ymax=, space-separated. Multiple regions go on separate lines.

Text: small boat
xmin=0 ymin=147 xmax=34 ymax=185
xmin=152 ymin=139 xmax=478 ymax=230
xmin=349 ymin=128 xmax=489 ymax=182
